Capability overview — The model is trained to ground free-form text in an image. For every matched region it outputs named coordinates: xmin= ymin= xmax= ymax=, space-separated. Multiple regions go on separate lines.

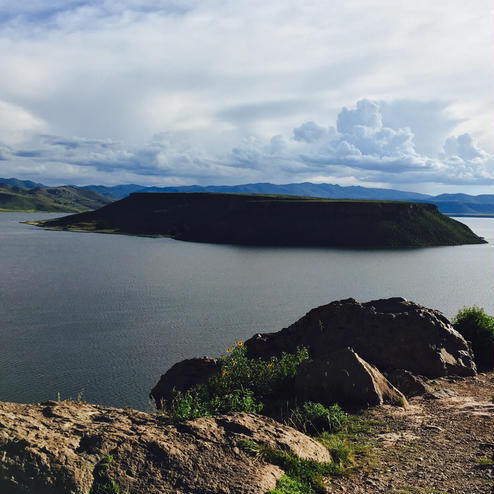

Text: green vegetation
xmin=453 ymin=306 xmax=494 ymax=370
xmin=32 ymin=192 xmax=485 ymax=247
xmin=162 ymin=343 xmax=309 ymax=421
xmin=477 ymin=456 xmax=494 ymax=467
xmin=159 ymin=343 xmax=378 ymax=494
xmin=89 ymin=455 xmax=120 ymax=494
xmin=238 ymin=439 xmax=340 ymax=494
xmin=288 ymin=402 xmax=348 ymax=435
xmin=0 ymin=183 xmax=111 ymax=212
xmin=240 ymin=413 xmax=374 ymax=494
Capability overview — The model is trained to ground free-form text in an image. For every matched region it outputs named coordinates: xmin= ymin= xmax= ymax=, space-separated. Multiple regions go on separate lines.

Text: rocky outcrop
xmin=0 ymin=400 xmax=330 ymax=494
xmin=294 ymin=348 xmax=407 ymax=409
xmin=246 ymin=297 xmax=477 ymax=377
xmin=150 ymin=357 xmax=220 ymax=407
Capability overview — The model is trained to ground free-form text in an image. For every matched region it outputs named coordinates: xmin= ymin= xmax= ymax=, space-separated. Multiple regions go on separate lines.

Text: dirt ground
xmin=326 ymin=372 xmax=494 ymax=494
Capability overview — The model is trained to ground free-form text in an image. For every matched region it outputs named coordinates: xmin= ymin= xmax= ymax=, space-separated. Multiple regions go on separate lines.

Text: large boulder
xmin=0 ymin=400 xmax=331 ymax=494
xmin=294 ymin=348 xmax=407 ymax=409
xmin=150 ymin=357 xmax=220 ymax=408
xmin=246 ymin=298 xmax=476 ymax=378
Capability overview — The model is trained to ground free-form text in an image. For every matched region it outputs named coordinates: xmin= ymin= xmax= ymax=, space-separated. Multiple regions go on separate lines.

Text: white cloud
xmin=0 ymin=100 xmax=47 ymax=144
xmin=0 ymin=2 xmax=492 ymax=192
xmin=1 ymin=99 xmax=492 ymax=191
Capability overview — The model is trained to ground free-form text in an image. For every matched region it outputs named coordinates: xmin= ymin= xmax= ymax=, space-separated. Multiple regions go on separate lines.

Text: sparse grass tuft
xmin=238 ymin=439 xmax=340 ymax=494
xmin=89 ymin=455 xmax=120 ymax=494
xmin=477 ymin=456 xmax=494 ymax=466
xmin=287 ymin=402 xmax=348 ymax=435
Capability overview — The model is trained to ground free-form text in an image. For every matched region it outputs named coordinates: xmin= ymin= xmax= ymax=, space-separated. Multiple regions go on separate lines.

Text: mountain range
xmin=0 ymin=178 xmax=492 ymax=216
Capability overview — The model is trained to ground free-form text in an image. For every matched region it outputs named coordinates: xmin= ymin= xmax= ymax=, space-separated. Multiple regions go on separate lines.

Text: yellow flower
xmin=226 ymin=347 xmax=232 ymax=353
xmin=267 ymin=363 xmax=273 ymax=368
xmin=237 ymin=341 xmax=244 ymax=346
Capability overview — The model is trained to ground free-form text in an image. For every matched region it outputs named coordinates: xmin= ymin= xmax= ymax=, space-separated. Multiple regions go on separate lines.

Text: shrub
xmin=452 ymin=306 xmax=494 ymax=370
xmin=288 ymin=402 xmax=348 ymax=435
xmin=166 ymin=385 xmax=262 ymax=421
xmin=317 ymin=434 xmax=355 ymax=467
xmin=163 ymin=343 xmax=309 ymax=421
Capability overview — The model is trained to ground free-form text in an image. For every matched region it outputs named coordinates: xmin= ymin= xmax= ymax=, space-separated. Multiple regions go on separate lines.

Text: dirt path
xmin=326 ymin=372 xmax=494 ymax=494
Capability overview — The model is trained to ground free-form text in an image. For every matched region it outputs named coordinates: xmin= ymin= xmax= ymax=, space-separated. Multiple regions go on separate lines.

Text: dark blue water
xmin=0 ymin=214 xmax=492 ymax=410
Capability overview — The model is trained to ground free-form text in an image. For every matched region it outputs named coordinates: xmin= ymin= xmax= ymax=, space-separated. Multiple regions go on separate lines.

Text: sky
xmin=0 ymin=0 xmax=492 ymax=194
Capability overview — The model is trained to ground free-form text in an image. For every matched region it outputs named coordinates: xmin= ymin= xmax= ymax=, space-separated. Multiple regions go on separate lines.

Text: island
xmin=28 ymin=192 xmax=486 ymax=248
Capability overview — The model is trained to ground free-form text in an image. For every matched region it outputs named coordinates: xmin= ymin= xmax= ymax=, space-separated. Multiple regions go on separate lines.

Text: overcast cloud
xmin=0 ymin=0 xmax=492 ymax=193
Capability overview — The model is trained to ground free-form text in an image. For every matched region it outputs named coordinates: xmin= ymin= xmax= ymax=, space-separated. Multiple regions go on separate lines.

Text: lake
xmin=0 ymin=213 xmax=492 ymax=410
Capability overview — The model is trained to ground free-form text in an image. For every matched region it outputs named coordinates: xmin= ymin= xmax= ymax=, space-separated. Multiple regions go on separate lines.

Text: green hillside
xmin=0 ymin=184 xmax=112 ymax=212
xmin=30 ymin=192 xmax=486 ymax=248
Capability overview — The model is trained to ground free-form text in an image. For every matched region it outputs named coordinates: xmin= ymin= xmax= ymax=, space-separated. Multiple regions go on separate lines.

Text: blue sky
xmin=0 ymin=0 xmax=492 ymax=193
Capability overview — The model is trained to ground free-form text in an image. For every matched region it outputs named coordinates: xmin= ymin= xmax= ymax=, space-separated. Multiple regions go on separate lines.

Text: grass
xmin=238 ymin=439 xmax=340 ymax=494
xmin=477 ymin=456 xmax=494 ymax=467
xmin=237 ymin=412 xmax=376 ymax=494
xmin=89 ymin=455 xmax=120 ymax=494
xmin=56 ymin=390 xmax=87 ymax=404
xmin=287 ymin=402 xmax=348 ymax=436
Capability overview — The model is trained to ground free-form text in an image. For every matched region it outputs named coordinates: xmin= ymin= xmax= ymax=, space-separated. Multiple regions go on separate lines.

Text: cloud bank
xmin=0 ymin=1 xmax=492 ymax=193
xmin=1 ymin=99 xmax=492 ymax=191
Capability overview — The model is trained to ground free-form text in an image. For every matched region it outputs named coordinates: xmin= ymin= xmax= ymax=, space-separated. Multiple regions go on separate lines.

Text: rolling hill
xmin=0 ymin=184 xmax=112 ymax=212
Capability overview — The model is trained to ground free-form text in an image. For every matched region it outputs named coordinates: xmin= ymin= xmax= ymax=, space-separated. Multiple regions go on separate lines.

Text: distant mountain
xmin=82 ymin=182 xmax=433 ymax=201
xmin=432 ymin=193 xmax=493 ymax=203
xmin=0 ymin=184 xmax=112 ymax=212
xmin=0 ymin=177 xmax=46 ymax=189
xmin=79 ymin=184 xmax=146 ymax=199
xmin=81 ymin=181 xmax=493 ymax=216
xmin=3 ymin=178 xmax=492 ymax=216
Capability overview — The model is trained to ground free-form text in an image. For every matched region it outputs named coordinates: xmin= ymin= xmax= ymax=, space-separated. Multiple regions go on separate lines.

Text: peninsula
xmin=29 ymin=192 xmax=486 ymax=248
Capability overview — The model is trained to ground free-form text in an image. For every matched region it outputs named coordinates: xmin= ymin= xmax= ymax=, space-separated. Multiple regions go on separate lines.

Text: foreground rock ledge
xmin=0 ymin=401 xmax=330 ymax=494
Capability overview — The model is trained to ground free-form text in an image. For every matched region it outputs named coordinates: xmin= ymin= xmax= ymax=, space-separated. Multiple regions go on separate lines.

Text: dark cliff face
xmin=35 ymin=192 xmax=486 ymax=248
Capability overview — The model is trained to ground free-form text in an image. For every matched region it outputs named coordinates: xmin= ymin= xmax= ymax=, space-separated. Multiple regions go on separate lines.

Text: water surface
xmin=0 ymin=214 xmax=492 ymax=409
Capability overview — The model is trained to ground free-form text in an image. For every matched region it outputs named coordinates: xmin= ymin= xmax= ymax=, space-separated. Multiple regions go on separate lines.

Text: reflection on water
xmin=0 ymin=213 xmax=492 ymax=409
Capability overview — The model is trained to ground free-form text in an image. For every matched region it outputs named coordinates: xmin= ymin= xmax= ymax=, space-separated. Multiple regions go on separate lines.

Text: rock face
xmin=294 ymin=348 xmax=407 ymax=409
xmin=246 ymin=298 xmax=477 ymax=378
xmin=0 ymin=400 xmax=330 ymax=494
xmin=150 ymin=357 xmax=220 ymax=407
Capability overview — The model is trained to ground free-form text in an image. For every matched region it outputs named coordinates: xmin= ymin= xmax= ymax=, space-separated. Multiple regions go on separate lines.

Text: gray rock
xmin=386 ymin=369 xmax=431 ymax=397
xmin=246 ymin=298 xmax=477 ymax=377
xmin=150 ymin=357 xmax=220 ymax=408
xmin=294 ymin=348 xmax=407 ymax=409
